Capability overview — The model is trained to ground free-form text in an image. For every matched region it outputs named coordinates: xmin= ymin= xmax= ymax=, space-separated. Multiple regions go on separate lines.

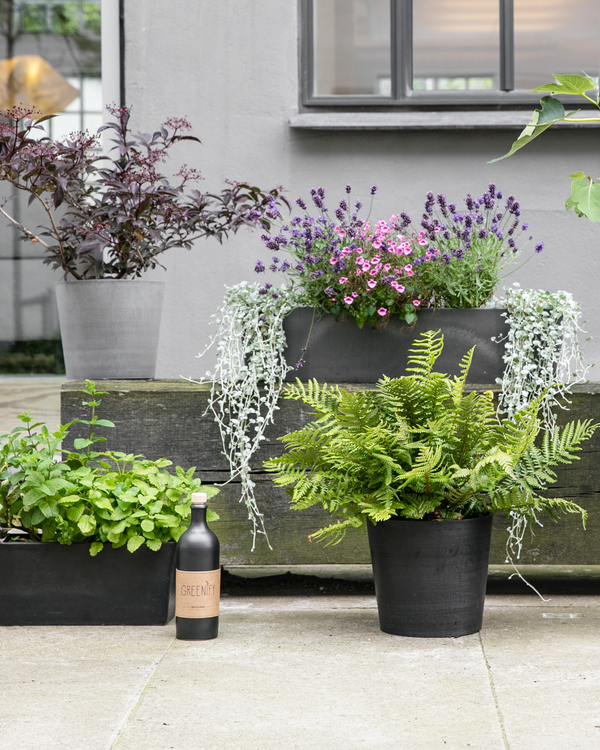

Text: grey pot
xmin=55 ymin=279 xmax=165 ymax=379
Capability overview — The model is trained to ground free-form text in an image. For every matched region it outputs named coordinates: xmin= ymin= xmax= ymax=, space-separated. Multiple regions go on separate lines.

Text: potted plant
xmin=255 ymin=183 xmax=545 ymax=383
xmin=0 ymin=104 xmax=285 ymax=379
xmin=264 ymin=331 xmax=597 ymax=637
xmin=0 ymin=381 xmax=219 ymax=625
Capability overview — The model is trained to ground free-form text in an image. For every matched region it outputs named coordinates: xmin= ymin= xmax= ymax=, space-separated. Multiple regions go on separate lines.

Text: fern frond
xmin=451 ymin=346 xmax=475 ymax=405
xmin=405 ymin=330 xmax=444 ymax=379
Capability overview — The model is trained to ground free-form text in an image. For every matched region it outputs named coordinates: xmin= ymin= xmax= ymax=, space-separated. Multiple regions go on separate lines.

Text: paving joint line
xmin=109 ymin=635 xmax=176 ymax=750
xmin=478 ymin=631 xmax=511 ymax=750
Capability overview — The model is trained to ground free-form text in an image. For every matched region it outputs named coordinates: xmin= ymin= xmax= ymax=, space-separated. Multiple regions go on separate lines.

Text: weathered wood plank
xmin=61 ymin=381 xmax=600 ymax=566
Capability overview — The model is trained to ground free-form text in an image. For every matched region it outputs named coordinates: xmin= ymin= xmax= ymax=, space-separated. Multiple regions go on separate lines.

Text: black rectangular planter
xmin=0 ymin=540 xmax=176 ymax=626
xmin=283 ymin=307 xmax=509 ymax=383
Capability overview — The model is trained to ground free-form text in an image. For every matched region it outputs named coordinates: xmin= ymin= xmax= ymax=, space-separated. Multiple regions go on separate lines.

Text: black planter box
xmin=283 ymin=307 xmax=509 ymax=383
xmin=0 ymin=540 xmax=176 ymax=626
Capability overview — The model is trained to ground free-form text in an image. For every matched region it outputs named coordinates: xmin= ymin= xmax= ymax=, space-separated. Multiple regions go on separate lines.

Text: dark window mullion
xmin=499 ymin=0 xmax=514 ymax=91
xmin=301 ymin=0 xmax=314 ymax=105
xmin=395 ymin=0 xmax=412 ymax=100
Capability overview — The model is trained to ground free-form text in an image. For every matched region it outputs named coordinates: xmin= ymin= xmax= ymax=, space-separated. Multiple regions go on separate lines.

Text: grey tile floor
xmin=1 ymin=594 xmax=600 ymax=750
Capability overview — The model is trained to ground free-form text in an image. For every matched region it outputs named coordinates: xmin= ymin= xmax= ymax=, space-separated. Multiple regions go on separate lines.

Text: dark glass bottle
xmin=175 ymin=492 xmax=220 ymax=640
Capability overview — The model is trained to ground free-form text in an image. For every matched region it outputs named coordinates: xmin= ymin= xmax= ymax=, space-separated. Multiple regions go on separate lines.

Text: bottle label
xmin=176 ymin=568 xmax=221 ymax=619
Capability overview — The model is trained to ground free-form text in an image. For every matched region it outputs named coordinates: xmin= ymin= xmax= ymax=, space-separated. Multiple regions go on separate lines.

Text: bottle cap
xmin=191 ymin=492 xmax=208 ymax=505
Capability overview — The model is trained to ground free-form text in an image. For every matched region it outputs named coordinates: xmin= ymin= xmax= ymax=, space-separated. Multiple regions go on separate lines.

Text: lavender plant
xmin=0 ymin=105 xmax=285 ymax=279
xmin=256 ymin=184 xmax=543 ymax=324
xmin=256 ymin=186 xmax=422 ymax=328
xmin=414 ymin=184 xmax=544 ymax=308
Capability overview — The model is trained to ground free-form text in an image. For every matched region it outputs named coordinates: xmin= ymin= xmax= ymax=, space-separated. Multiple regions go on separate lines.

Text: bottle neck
xmin=190 ymin=504 xmax=208 ymax=525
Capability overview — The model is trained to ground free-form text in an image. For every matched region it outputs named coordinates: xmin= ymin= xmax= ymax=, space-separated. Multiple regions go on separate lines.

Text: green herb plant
xmin=265 ymin=331 xmax=596 ymax=544
xmin=491 ymin=73 xmax=600 ymax=222
xmin=0 ymin=381 xmax=218 ymax=555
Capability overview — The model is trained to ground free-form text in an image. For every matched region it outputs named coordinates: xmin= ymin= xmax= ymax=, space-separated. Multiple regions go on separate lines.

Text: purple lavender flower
xmin=370 ymin=185 xmax=378 ymax=195
xmin=345 ymin=184 xmax=352 ymax=194
xmin=255 ymin=260 xmax=265 ymax=273
xmin=296 ymin=197 xmax=307 ymax=210
xmin=535 ymin=242 xmax=544 ymax=253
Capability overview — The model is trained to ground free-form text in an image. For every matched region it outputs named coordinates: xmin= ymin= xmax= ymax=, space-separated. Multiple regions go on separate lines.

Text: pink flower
xmin=384 ymin=263 xmax=391 ymax=271
xmin=377 ymin=308 xmax=387 ymax=316
xmin=356 ymin=257 xmax=364 ymax=265
xmin=356 ymin=248 xmax=363 ymax=254
xmin=351 ymin=292 xmax=358 ymax=298
xmin=369 ymin=268 xmax=378 ymax=276
xmin=372 ymin=241 xmax=381 ymax=249
xmin=339 ymin=277 xmax=348 ymax=284
xmin=344 ymin=296 xmax=354 ymax=304
xmin=412 ymin=300 xmax=421 ymax=307
xmin=372 ymin=257 xmax=380 ymax=264
xmin=362 ymin=262 xmax=371 ymax=271
xmin=394 ymin=267 xmax=403 ymax=274
xmin=396 ymin=284 xmax=405 ymax=293
xmin=367 ymin=279 xmax=377 ymax=289
xmin=405 ymin=264 xmax=413 ymax=277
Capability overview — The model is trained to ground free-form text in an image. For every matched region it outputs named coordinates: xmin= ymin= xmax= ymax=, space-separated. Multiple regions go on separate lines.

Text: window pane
xmin=313 ymin=0 xmax=391 ymax=97
xmin=515 ymin=0 xmax=600 ymax=90
xmin=0 ymin=0 xmax=101 ymax=366
xmin=413 ymin=0 xmax=499 ymax=92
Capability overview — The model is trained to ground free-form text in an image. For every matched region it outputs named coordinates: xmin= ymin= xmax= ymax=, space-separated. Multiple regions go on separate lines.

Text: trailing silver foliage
xmin=192 ymin=282 xmax=301 ymax=549
xmin=497 ymin=284 xmax=589 ymax=429
xmin=497 ymin=284 xmax=590 ymax=593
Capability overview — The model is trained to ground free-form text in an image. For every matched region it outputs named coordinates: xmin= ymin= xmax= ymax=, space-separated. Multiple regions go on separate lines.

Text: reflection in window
xmin=0 ymin=0 xmax=101 ymax=371
xmin=515 ymin=0 xmax=599 ymax=90
xmin=413 ymin=0 xmax=499 ymax=92
xmin=313 ymin=0 xmax=391 ymax=97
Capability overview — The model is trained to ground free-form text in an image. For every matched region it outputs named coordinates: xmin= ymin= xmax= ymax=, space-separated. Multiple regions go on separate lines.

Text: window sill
xmin=289 ymin=111 xmax=600 ymax=131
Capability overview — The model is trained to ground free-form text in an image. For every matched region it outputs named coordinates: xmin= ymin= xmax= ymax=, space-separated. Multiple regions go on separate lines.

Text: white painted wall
xmin=124 ymin=0 xmax=600 ymax=379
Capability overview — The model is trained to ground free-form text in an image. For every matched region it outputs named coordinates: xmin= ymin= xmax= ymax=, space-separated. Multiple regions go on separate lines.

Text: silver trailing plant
xmin=193 ymin=282 xmax=301 ymax=549
xmin=497 ymin=284 xmax=590 ymax=592
xmin=498 ymin=285 xmax=589 ymax=430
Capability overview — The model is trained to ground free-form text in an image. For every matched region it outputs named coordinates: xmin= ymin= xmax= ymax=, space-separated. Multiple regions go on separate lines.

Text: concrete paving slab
xmin=0 ymin=626 xmax=173 ymax=750
xmin=482 ymin=595 xmax=600 ymax=750
xmin=113 ymin=597 xmax=503 ymax=750
xmin=2 ymin=594 xmax=599 ymax=750
xmin=0 ymin=375 xmax=65 ymax=434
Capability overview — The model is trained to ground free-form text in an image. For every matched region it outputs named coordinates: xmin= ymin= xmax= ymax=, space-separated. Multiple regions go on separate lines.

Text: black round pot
xmin=367 ymin=514 xmax=493 ymax=638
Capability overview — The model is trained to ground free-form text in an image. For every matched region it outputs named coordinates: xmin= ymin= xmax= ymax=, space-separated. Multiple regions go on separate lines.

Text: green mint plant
xmin=0 ymin=381 xmax=218 ymax=555
xmin=491 ymin=73 xmax=600 ymax=222
xmin=265 ymin=331 xmax=596 ymax=545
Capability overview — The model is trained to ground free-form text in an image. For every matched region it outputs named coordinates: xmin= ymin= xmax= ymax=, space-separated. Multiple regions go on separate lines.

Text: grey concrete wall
xmin=124 ymin=0 xmax=600 ymax=379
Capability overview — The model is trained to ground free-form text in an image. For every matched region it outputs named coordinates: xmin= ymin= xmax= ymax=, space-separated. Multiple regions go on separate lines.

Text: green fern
xmin=264 ymin=330 xmax=598 ymax=543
